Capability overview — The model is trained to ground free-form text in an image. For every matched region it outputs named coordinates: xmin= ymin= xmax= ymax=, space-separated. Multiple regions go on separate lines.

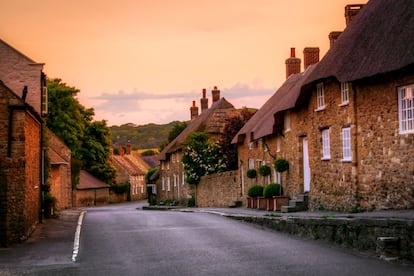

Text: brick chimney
xmin=200 ymin=88 xmax=208 ymax=112
xmin=329 ymin=31 xmax=342 ymax=48
xmin=345 ymin=4 xmax=365 ymax=26
xmin=285 ymin=48 xmax=301 ymax=79
xmin=190 ymin=100 xmax=199 ymax=120
xmin=303 ymin=47 xmax=320 ymax=70
xmin=126 ymin=140 xmax=132 ymax=155
xmin=119 ymin=147 xmax=124 ymax=157
xmin=212 ymin=86 xmax=220 ymax=103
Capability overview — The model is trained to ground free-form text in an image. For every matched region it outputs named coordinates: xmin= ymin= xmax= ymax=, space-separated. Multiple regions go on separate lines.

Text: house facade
xmin=0 ymin=39 xmax=48 ymax=245
xmin=157 ymin=87 xmax=239 ymax=204
xmin=74 ymin=170 xmax=110 ymax=207
xmin=234 ymin=1 xmax=414 ymax=212
xmin=0 ymin=81 xmax=42 ymax=245
xmin=110 ymin=142 xmax=149 ymax=202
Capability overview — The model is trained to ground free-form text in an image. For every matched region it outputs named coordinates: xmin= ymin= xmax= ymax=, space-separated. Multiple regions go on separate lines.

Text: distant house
xmin=74 ymin=170 xmax=110 ymax=207
xmin=157 ymin=87 xmax=239 ymax=204
xmin=110 ymin=142 xmax=150 ymax=202
xmin=47 ymin=130 xmax=72 ymax=210
xmin=234 ymin=1 xmax=414 ymax=212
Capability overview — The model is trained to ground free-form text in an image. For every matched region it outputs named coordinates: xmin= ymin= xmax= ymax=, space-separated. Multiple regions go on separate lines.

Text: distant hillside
xmin=110 ymin=121 xmax=184 ymax=150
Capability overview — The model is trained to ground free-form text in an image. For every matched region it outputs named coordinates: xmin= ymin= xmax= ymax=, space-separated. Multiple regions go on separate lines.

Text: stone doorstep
xmin=377 ymin=236 xmax=400 ymax=261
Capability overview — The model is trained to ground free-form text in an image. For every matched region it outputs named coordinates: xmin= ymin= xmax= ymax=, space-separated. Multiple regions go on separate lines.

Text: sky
xmin=0 ymin=0 xmax=366 ymax=126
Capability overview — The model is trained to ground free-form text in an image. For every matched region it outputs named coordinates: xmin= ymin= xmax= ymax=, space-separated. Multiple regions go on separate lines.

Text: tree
xmin=46 ymin=78 xmax=116 ymax=185
xmin=182 ymin=132 xmax=226 ymax=185
xmin=219 ymin=107 xmax=255 ymax=170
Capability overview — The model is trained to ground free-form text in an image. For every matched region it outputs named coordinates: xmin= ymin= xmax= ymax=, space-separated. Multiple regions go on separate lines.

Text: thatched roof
xmin=158 ymin=97 xmax=235 ymax=160
xmin=110 ymin=152 xmax=148 ymax=176
xmin=232 ymin=64 xmax=317 ymax=144
xmin=305 ymin=0 xmax=414 ymax=85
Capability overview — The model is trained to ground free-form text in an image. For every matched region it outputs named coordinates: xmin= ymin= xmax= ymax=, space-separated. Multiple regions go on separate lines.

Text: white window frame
xmin=167 ymin=177 xmax=171 ymax=192
xmin=321 ymin=128 xmax=331 ymax=160
xmin=248 ymin=158 xmax=255 ymax=169
xmin=161 ymin=177 xmax=165 ymax=191
xmin=398 ymin=84 xmax=414 ymax=134
xmin=284 ymin=111 xmax=291 ymax=133
xmin=276 ymin=137 xmax=281 ymax=153
xmin=316 ymin=83 xmax=325 ymax=110
xmin=340 ymin=82 xmax=350 ymax=105
xmin=341 ymin=127 xmax=352 ymax=162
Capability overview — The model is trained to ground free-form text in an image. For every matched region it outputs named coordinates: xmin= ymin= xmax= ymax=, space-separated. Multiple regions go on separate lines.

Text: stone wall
xmin=196 ymin=170 xmax=241 ymax=208
xmin=74 ymin=188 xmax=109 ymax=207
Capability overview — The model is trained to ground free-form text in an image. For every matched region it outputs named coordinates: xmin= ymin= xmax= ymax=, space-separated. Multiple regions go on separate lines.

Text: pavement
xmin=1 ymin=202 xmax=414 ymax=272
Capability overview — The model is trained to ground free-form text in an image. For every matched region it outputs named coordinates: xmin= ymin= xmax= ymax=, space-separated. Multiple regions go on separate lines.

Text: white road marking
xmin=72 ymin=211 xmax=86 ymax=262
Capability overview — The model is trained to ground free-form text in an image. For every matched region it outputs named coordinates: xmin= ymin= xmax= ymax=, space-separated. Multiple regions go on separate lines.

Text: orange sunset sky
xmin=0 ymin=0 xmax=366 ymax=126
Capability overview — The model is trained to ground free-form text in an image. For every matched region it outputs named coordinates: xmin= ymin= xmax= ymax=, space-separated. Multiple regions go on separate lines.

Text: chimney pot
xmin=201 ymin=88 xmax=208 ymax=112
xmin=345 ymin=4 xmax=365 ymax=26
xmin=285 ymin=48 xmax=301 ymax=79
xmin=212 ymin=86 xmax=220 ymax=103
xmin=190 ymin=101 xmax=199 ymax=120
xmin=126 ymin=140 xmax=132 ymax=155
xmin=290 ymin=47 xmax=296 ymax=58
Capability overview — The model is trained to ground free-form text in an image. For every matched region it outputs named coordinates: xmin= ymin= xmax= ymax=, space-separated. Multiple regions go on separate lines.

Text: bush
xmin=246 ymin=169 xmax=257 ymax=179
xmin=274 ymin=158 xmax=289 ymax=172
xmin=263 ymin=183 xmax=282 ymax=198
xmin=258 ymin=165 xmax=271 ymax=176
xmin=247 ymin=185 xmax=264 ymax=197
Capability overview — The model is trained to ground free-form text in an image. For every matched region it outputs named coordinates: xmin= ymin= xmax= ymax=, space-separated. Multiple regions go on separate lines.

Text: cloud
xmin=90 ymin=82 xmax=277 ymax=126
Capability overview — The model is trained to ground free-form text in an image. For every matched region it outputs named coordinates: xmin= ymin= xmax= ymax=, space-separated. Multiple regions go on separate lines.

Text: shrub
xmin=263 ymin=183 xmax=282 ymax=198
xmin=274 ymin=158 xmax=289 ymax=172
xmin=247 ymin=185 xmax=264 ymax=197
xmin=246 ymin=168 xmax=257 ymax=179
xmin=258 ymin=165 xmax=271 ymax=176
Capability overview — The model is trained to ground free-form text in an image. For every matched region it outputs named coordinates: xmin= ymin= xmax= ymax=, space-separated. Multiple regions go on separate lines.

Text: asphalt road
xmin=1 ymin=203 xmax=414 ymax=275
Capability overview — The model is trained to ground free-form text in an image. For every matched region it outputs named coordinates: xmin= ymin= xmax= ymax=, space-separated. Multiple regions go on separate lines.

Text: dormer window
xmin=316 ymin=83 xmax=325 ymax=111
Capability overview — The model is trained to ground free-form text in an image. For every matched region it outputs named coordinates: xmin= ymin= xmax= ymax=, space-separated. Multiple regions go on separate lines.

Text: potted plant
xmin=246 ymin=168 xmax=257 ymax=179
xmin=259 ymin=164 xmax=271 ymax=185
xmin=263 ymin=183 xmax=281 ymax=211
xmin=247 ymin=185 xmax=263 ymax=209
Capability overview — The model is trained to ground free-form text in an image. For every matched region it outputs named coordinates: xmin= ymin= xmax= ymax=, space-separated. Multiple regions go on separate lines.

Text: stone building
xmin=73 ymin=170 xmax=110 ymax=207
xmin=110 ymin=142 xmax=149 ymax=202
xmin=0 ymin=81 xmax=42 ymax=245
xmin=47 ymin=130 xmax=72 ymax=210
xmin=157 ymin=87 xmax=239 ymax=204
xmin=0 ymin=39 xmax=48 ymax=245
xmin=234 ymin=1 xmax=414 ymax=212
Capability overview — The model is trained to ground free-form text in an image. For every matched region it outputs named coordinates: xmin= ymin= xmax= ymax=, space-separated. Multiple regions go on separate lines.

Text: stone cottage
xmin=74 ymin=170 xmax=110 ymax=207
xmin=234 ymin=0 xmax=414 ymax=212
xmin=110 ymin=141 xmax=150 ymax=202
xmin=157 ymin=87 xmax=239 ymax=204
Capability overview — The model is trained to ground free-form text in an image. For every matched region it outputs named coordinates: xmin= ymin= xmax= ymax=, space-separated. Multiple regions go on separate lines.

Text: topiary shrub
xmin=274 ymin=158 xmax=289 ymax=172
xmin=258 ymin=165 xmax=271 ymax=176
xmin=247 ymin=185 xmax=264 ymax=198
xmin=246 ymin=168 xmax=257 ymax=179
xmin=263 ymin=183 xmax=282 ymax=198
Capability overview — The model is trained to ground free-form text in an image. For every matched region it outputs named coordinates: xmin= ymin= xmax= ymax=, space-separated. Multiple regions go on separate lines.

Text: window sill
xmin=341 ymin=159 xmax=352 ymax=163
xmin=315 ymin=106 xmax=326 ymax=112
xmin=338 ymin=102 xmax=349 ymax=107
xmin=321 ymin=157 xmax=331 ymax=161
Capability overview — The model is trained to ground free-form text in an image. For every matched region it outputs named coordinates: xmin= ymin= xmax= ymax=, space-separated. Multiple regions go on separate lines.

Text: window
xmin=276 ymin=137 xmax=281 ymax=152
xmin=316 ymin=83 xmax=325 ymax=110
xmin=167 ymin=177 xmax=171 ymax=192
xmin=342 ymin=127 xmax=352 ymax=161
xmin=248 ymin=158 xmax=255 ymax=169
xmin=161 ymin=177 xmax=165 ymax=191
xmin=321 ymin=128 xmax=331 ymax=160
xmin=398 ymin=84 xmax=414 ymax=134
xmin=284 ymin=111 xmax=291 ymax=132
xmin=341 ymin=82 xmax=350 ymax=105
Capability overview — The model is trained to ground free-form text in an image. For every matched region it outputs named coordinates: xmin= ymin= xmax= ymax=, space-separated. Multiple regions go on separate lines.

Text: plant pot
xmin=266 ymin=198 xmax=274 ymax=211
xmin=247 ymin=197 xmax=252 ymax=208
xmin=257 ymin=197 xmax=267 ymax=210
xmin=251 ymin=197 xmax=258 ymax=209
xmin=273 ymin=196 xmax=289 ymax=211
